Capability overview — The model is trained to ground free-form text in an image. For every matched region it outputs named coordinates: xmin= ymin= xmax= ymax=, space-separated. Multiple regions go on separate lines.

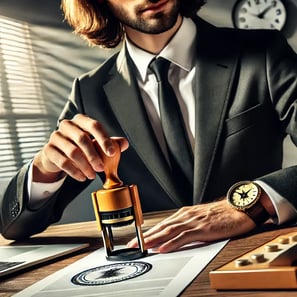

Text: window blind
xmin=0 ymin=14 xmax=113 ymax=180
xmin=0 ymin=16 xmax=54 ymax=178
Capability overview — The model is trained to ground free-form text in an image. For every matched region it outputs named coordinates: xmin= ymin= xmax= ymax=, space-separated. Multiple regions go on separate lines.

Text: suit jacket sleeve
xmin=256 ymin=31 xmax=297 ymax=205
xmin=0 ymin=79 xmax=94 ymax=240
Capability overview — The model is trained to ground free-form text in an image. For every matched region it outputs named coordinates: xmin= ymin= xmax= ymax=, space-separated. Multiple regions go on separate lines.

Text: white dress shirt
xmin=125 ymin=17 xmax=197 ymax=156
xmin=28 ymin=18 xmax=297 ymax=224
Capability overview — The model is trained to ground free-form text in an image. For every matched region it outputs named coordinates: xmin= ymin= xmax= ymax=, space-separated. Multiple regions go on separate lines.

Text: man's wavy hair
xmin=61 ymin=0 xmax=206 ymax=48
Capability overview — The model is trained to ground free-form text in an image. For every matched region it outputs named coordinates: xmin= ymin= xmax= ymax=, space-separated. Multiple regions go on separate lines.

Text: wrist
xmin=32 ymin=154 xmax=65 ymax=183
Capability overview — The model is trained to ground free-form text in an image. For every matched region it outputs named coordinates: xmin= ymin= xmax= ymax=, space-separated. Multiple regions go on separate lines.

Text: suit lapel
xmin=193 ymin=19 xmax=240 ymax=204
xmin=103 ymin=19 xmax=240 ymax=206
xmin=103 ymin=47 xmax=185 ymax=207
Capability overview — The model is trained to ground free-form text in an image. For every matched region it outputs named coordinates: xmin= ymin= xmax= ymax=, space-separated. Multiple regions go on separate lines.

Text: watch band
xmin=244 ymin=201 xmax=270 ymax=225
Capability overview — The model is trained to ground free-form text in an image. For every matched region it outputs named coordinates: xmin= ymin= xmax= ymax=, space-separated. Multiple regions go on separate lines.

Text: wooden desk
xmin=1 ymin=210 xmax=297 ymax=297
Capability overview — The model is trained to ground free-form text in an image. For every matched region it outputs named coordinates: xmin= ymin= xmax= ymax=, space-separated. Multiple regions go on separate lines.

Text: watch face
xmin=228 ymin=182 xmax=261 ymax=210
xmin=233 ymin=0 xmax=287 ymax=31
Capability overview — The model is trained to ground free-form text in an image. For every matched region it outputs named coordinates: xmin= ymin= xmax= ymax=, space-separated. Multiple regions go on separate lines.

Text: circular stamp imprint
xmin=71 ymin=261 xmax=152 ymax=286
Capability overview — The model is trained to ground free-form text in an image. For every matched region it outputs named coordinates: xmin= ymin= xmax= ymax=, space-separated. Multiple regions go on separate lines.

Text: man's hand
xmin=128 ymin=199 xmax=256 ymax=253
xmin=32 ymin=114 xmax=129 ymax=183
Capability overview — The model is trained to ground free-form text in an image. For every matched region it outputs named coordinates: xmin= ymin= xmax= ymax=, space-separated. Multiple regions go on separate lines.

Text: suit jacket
xmin=1 ymin=17 xmax=297 ymax=239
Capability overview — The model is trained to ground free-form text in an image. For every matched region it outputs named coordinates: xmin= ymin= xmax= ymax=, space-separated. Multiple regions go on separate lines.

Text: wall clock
xmin=232 ymin=0 xmax=287 ymax=31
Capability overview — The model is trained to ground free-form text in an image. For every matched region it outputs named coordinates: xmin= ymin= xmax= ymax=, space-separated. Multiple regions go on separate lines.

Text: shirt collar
xmin=126 ymin=17 xmax=197 ymax=82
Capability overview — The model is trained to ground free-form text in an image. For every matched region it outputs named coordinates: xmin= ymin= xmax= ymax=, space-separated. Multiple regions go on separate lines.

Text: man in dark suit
xmin=1 ymin=0 xmax=297 ymax=253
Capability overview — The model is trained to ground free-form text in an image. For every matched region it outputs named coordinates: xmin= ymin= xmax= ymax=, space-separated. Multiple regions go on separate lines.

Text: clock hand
xmin=245 ymin=188 xmax=252 ymax=195
xmin=245 ymin=13 xmax=266 ymax=23
xmin=236 ymin=188 xmax=252 ymax=199
xmin=258 ymin=5 xmax=274 ymax=19
xmin=235 ymin=190 xmax=247 ymax=199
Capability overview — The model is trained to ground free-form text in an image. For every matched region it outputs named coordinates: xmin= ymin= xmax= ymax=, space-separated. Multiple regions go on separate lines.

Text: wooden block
xmin=209 ymin=231 xmax=297 ymax=289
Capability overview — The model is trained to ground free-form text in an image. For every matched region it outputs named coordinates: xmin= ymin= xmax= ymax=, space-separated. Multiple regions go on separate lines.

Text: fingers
xmin=127 ymin=209 xmax=195 ymax=252
xmin=128 ymin=201 xmax=256 ymax=253
xmin=42 ymin=137 xmax=95 ymax=182
xmin=155 ymin=228 xmax=199 ymax=253
xmin=72 ymin=114 xmax=114 ymax=156
xmin=55 ymin=121 xmax=102 ymax=173
xmin=111 ymin=137 xmax=129 ymax=152
xmin=34 ymin=114 xmax=129 ymax=182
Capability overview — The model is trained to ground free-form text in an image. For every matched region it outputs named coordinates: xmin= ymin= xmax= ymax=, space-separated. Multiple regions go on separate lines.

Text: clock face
xmin=228 ymin=182 xmax=260 ymax=210
xmin=233 ymin=0 xmax=287 ymax=31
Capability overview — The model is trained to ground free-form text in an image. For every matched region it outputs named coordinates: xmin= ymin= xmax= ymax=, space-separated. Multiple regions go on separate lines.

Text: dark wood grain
xmin=1 ymin=210 xmax=297 ymax=297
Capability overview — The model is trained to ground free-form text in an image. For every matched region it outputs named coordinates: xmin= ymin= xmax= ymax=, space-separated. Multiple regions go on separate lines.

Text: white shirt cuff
xmin=27 ymin=162 xmax=66 ymax=205
xmin=255 ymin=180 xmax=297 ymax=225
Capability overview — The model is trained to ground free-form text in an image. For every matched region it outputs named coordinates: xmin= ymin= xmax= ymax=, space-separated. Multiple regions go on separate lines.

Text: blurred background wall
xmin=0 ymin=0 xmax=296 ymax=223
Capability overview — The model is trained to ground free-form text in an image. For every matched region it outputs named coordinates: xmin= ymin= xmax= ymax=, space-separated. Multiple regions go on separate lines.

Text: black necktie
xmin=149 ymin=57 xmax=193 ymax=199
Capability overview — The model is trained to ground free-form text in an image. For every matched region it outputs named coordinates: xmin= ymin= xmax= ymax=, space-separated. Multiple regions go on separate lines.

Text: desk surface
xmin=1 ymin=210 xmax=297 ymax=297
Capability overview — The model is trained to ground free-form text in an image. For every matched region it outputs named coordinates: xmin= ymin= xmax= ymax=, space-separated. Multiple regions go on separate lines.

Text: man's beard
xmin=109 ymin=0 xmax=180 ymax=34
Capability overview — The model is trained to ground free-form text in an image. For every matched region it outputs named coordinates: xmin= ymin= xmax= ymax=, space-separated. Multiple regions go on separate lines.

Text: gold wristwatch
xmin=227 ymin=181 xmax=270 ymax=225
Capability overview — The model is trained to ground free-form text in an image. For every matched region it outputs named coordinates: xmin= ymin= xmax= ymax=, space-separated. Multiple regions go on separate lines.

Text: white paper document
xmin=15 ymin=240 xmax=228 ymax=297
